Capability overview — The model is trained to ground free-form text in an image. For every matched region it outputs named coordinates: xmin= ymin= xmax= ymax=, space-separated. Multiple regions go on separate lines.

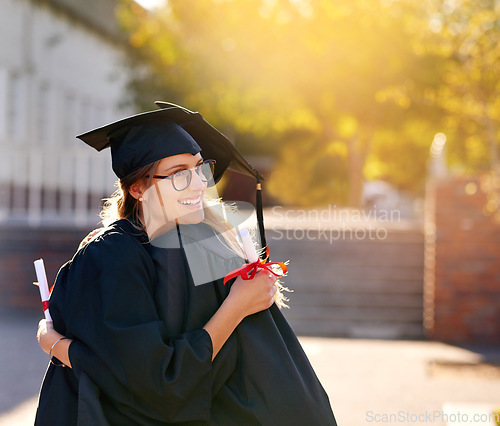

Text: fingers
xmin=37 ymin=319 xmax=46 ymax=334
xmin=256 ymin=269 xmax=277 ymax=282
xmin=231 ymin=269 xmax=278 ymax=315
xmin=266 ymin=275 xmax=278 ymax=306
xmin=37 ymin=319 xmax=46 ymax=345
xmin=36 ymin=319 xmax=55 ymax=348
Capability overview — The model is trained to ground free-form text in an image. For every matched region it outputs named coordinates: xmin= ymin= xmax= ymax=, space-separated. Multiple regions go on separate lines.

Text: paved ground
xmin=1 ymin=310 xmax=499 ymax=426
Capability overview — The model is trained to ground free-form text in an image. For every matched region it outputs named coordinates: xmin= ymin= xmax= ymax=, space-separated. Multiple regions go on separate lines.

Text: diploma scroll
xmin=223 ymin=227 xmax=287 ymax=285
xmin=34 ymin=259 xmax=52 ymax=321
xmin=238 ymin=227 xmax=259 ymax=263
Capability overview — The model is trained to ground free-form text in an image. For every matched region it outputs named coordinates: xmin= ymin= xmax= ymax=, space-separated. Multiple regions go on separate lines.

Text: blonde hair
xmin=202 ymin=197 xmax=289 ymax=309
xmin=100 ymin=162 xmax=289 ymax=308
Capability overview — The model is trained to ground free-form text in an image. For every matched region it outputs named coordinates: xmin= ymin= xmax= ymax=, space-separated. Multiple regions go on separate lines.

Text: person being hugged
xmin=36 ymin=102 xmax=337 ymax=426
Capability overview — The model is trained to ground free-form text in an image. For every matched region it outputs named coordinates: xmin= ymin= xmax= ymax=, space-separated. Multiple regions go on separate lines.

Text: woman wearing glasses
xmin=35 ymin=104 xmax=336 ymax=425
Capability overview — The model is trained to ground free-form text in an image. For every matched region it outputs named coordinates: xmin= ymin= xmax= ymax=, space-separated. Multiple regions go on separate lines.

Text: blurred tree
xmin=402 ymin=0 xmax=500 ymax=170
xmin=116 ymin=0 xmax=499 ymax=207
xmin=401 ymin=0 xmax=500 ymax=216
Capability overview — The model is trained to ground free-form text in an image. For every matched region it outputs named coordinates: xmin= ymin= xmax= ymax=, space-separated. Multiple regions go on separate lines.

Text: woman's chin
xmin=177 ymin=206 xmax=205 ymax=225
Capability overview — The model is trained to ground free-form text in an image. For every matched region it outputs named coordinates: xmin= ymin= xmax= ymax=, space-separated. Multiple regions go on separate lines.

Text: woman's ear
xmin=129 ymin=181 xmax=145 ymax=200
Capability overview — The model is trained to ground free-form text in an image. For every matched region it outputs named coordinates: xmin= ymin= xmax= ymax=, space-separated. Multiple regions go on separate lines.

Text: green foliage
xmin=116 ymin=0 xmax=500 ymax=206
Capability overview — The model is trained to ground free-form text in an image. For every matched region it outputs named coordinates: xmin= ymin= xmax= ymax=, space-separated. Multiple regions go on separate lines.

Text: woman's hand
xmin=37 ymin=319 xmax=63 ymax=354
xmin=37 ymin=319 xmax=73 ymax=368
xmin=227 ymin=270 xmax=277 ymax=319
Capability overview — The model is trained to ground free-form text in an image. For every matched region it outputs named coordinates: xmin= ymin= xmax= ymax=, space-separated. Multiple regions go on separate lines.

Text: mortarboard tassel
xmin=255 ymin=173 xmax=267 ymax=258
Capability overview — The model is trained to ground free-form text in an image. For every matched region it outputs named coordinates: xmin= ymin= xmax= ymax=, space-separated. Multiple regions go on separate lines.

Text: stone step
xmin=278 ymin=254 xmax=424 ymax=270
xmin=269 ymin=242 xmax=424 ymax=268
xmin=269 ymin=223 xmax=425 ymax=339
xmin=270 ymin=235 xmax=425 ymax=251
xmin=267 ymin=229 xmax=425 ymax=246
xmin=285 ymin=282 xmax=423 ymax=296
xmin=282 ymin=305 xmax=422 ymax=323
xmin=285 ymin=292 xmax=423 ymax=309
xmin=285 ymin=267 xmax=424 ymax=283
xmin=283 ymin=318 xmax=424 ymax=339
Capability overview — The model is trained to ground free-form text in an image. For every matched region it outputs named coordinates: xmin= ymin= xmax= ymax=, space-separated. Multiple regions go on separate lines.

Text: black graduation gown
xmin=35 ymin=219 xmax=336 ymax=425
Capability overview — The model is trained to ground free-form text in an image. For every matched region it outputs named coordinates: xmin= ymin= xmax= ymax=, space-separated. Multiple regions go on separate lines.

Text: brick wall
xmin=0 ymin=225 xmax=92 ymax=313
xmin=424 ymin=175 xmax=500 ymax=344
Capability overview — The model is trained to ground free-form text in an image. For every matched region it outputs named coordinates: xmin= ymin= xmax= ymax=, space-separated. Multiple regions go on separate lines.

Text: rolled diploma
xmin=34 ymin=259 xmax=52 ymax=321
xmin=238 ymin=228 xmax=259 ymax=263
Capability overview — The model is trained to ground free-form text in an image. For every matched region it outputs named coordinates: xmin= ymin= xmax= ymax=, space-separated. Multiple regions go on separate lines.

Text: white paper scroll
xmin=238 ymin=227 xmax=259 ymax=263
xmin=34 ymin=259 xmax=52 ymax=321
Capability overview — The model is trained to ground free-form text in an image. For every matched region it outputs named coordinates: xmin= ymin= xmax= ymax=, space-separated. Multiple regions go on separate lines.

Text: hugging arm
xmin=39 ymin=232 xmax=276 ymax=423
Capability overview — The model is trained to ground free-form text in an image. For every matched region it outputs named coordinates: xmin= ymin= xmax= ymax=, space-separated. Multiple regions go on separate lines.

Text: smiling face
xmin=154 ymin=152 xmax=207 ymax=224
xmin=137 ymin=152 xmax=210 ymax=238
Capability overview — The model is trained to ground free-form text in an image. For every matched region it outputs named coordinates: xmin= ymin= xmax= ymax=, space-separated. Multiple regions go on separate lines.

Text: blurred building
xmin=0 ymin=0 xmax=130 ymax=227
xmin=0 ymin=0 xmax=132 ymax=310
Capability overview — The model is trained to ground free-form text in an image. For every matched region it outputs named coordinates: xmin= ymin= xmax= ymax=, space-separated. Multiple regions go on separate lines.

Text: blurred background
xmin=0 ymin=0 xmax=499 ymax=424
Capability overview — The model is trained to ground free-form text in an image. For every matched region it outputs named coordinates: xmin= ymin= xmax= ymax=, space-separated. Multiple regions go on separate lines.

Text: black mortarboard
xmin=153 ymin=102 xmax=261 ymax=182
xmin=77 ymin=102 xmax=268 ymax=251
xmin=154 ymin=102 xmax=268 ymax=250
xmin=77 ymin=103 xmax=260 ymax=183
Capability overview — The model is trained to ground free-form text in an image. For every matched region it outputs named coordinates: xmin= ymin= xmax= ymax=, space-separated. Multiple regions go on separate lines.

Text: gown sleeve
xmin=49 ymin=228 xmax=215 ymax=424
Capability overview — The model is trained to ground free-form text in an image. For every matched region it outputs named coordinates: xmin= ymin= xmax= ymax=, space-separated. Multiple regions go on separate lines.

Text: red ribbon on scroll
xmin=223 ymin=247 xmax=287 ymax=285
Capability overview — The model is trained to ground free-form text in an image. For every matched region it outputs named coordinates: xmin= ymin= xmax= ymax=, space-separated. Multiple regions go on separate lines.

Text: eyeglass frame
xmin=146 ymin=159 xmax=216 ymax=192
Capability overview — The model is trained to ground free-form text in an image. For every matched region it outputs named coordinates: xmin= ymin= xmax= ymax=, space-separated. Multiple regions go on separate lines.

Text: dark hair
xmin=100 ymin=161 xmax=160 ymax=227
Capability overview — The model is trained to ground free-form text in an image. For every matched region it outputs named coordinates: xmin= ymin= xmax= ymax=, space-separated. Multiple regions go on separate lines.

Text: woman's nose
xmin=189 ymin=170 xmax=207 ymax=191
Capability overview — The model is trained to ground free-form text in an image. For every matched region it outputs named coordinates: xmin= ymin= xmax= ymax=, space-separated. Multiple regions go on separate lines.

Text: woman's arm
xmin=37 ymin=319 xmax=72 ymax=368
xmin=37 ymin=231 xmax=277 ymax=423
xmin=43 ymin=234 xmax=216 ymax=423
xmin=204 ymin=269 xmax=277 ymax=359
xmin=37 ymin=269 xmax=278 ymax=364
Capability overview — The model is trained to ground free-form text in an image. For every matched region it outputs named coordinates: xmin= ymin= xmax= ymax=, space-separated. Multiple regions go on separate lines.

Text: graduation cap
xmin=77 ymin=101 xmax=268 ymax=250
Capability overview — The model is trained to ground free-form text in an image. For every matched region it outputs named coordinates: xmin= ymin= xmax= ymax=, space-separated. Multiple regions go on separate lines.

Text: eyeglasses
xmin=147 ymin=159 xmax=216 ymax=191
